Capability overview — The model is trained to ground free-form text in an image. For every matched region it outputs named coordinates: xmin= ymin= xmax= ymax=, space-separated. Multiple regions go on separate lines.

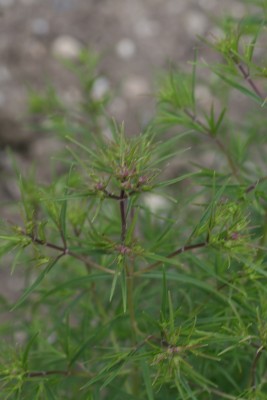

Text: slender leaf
xmin=11 ymin=255 xmax=63 ymax=311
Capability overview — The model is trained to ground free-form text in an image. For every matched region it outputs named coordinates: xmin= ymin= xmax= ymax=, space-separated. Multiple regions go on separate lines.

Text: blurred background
xmin=0 ymin=0 xmax=250 ymax=202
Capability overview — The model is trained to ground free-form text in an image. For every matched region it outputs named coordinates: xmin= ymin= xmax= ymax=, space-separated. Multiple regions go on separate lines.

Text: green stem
xmin=256 ymin=209 xmax=267 ymax=260
xmin=126 ymin=268 xmax=139 ymax=340
xmin=120 ymin=190 xmax=127 ymax=243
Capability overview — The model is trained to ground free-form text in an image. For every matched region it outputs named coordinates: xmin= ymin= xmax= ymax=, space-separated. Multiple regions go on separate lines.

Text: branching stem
xmin=22 ymin=231 xmax=114 ymax=275
xmin=135 ymin=241 xmax=207 ymax=276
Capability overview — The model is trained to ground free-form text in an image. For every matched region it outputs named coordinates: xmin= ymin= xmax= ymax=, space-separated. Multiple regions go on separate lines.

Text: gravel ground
xmin=0 ymin=0 xmax=248 ymax=159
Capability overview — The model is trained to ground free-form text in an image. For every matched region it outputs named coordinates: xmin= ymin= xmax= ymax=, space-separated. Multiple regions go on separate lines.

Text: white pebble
xmin=52 ymin=35 xmax=82 ymax=59
xmin=144 ymin=194 xmax=169 ymax=214
xmin=185 ymin=12 xmax=208 ymax=37
xmin=116 ymin=38 xmax=136 ymax=59
xmin=47 ymin=332 xmax=57 ymax=344
xmin=91 ymin=77 xmax=110 ymax=100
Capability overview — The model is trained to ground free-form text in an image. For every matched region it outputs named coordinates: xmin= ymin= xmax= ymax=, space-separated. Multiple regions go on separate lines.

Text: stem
xmin=26 ymin=370 xmax=72 ymax=378
xmin=119 ymin=190 xmax=127 ymax=243
xmin=246 ymin=176 xmax=267 ymax=193
xmin=22 ymin=231 xmax=114 ymax=275
xmin=118 ymin=189 xmax=140 ymax=394
xmin=256 ymin=209 xmax=267 ymax=261
xmin=23 ymin=367 xmax=94 ymax=379
xmin=127 ymin=270 xmax=141 ymax=396
xmin=249 ymin=345 xmax=264 ymax=390
xmin=235 ymin=62 xmax=264 ymax=101
xmin=103 ymin=189 xmax=121 ymax=200
xmin=126 ymin=264 xmax=139 ymax=339
xmin=208 ymin=388 xmax=244 ymax=400
xmin=135 ymin=241 xmax=207 ymax=276
xmin=68 ymin=251 xmax=115 ymax=274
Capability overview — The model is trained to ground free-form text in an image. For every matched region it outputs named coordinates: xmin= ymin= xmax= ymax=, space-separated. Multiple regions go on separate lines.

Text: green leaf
xmin=11 ymin=255 xmax=63 ymax=311
xmin=155 ymin=171 xmax=199 ymax=188
xmin=161 ymin=266 xmax=168 ymax=322
xmin=59 ymin=167 xmax=74 ymax=243
xmin=120 ymin=267 xmax=127 ymax=313
xmin=140 ymin=358 xmax=154 ymax=400
xmin=189 ymin=178 xmax=229 ymax=239
xmin=214 ymin=107 xmax=227 ymax=133
xmin=168 ymin=290 xmax=175 ymax=333
xmin=69 ymin=326 xmax=107 ymax=367
xmin=39 ymin=273 xmax=111 ymax=300
xmin=21 ymin=332 xmax=39 ymax=368
xmin=191 ymin=49 xmax=198 ymax=111
xmin=214 ymin=70 xmax=263 ymax=104
xmin=0 ymin=240 xmax=21 ymax=258
xmin=109 ymin=268 xmax=120 ymax=302
xmin=245 ymin=28 xmax=261 ymax=62
xmin=142 ymin=271 xmax=228 ymax=304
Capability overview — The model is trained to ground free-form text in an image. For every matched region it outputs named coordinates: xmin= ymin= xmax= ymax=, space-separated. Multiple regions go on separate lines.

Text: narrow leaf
xmin=155 ymin=171 xmax=199 ymax=188
xmin=215 ymin=71 xmax=263 ymax=104
xmin=11 ymin=255 xmax=63 ymax=311
xmin=140 ymin=359 xmax=154 ymax=400
xmin=22 ymin=332 xmax=39 ymax=368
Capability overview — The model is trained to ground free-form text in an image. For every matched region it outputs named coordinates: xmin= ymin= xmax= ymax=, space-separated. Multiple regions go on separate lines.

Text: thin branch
xmin=249 ymin=345 xmax=264 ymax=390
xmin=135 ymin=241 xmax=207 ymax=276
xmin=26 ymin=370 xmax=71 ymax=378
xmin=165 ymin=241 xmax=207 ymax=259
xmin=208 ymin=387 xmax=246 ymax=400
xmin=119 ymin=190 xmax=127 ymax=243
xmin=22 ymin=231 xmax=114 ymax=275
xmin=27 ymin=235 xmax=68 ymax=253
xmin=103 ymin=189 xmax=121 ymax=200
xmin=67 ymin=250 xmax=115 ymax=274
xmin=24 ymin=368 xmax=93 ymax=379
xmin=245 ymin=175 xmax=267 ymax=194
xmin=235 ymin=62 xmax=264 ymax=101
xmin=102 ymin=188 xmax=139 ymax=200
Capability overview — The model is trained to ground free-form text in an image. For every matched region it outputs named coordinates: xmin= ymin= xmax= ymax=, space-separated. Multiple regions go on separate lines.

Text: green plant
xmin=1 ymin=4 xmax=267 ymax=399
